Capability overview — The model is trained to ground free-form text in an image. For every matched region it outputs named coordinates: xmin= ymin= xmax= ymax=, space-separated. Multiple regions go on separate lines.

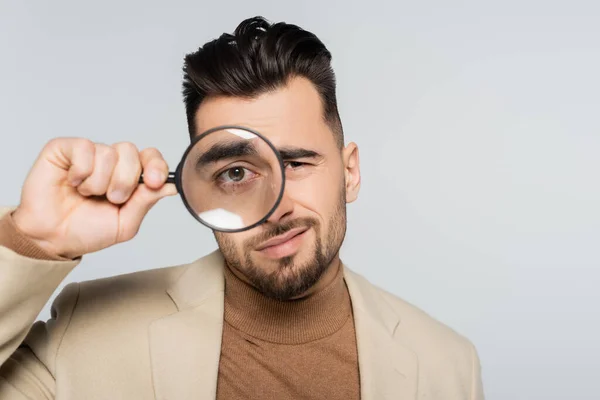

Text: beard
xmin=214 ymin=188 xmax=347 ymax=301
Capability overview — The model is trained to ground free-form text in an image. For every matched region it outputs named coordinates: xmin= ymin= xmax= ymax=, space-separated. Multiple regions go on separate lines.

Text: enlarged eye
xmin=218 ymin=167 xmax=256 ymax=183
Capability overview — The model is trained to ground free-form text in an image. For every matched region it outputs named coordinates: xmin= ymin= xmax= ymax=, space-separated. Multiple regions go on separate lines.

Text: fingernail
xmin=110 ymin=190 xmax=126 ymax=203
xmin=70 ymin=178 xmax=82 ymax=187
xmin=148 ymin=170 xmax=165 ymax=184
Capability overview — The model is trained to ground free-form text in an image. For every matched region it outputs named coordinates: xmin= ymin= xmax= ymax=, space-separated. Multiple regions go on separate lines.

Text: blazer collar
xmin=148 ymin=250 xmax=418 ymax=400
xmin=148 ymin=250 xmax=225 ymax=400
xmin=343 ymin=267 xmax=419 ymax=400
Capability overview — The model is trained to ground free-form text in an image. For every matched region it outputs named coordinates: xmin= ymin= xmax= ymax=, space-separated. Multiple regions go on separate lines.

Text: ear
xmin=342 ymin=142 xmax=361 ymax=203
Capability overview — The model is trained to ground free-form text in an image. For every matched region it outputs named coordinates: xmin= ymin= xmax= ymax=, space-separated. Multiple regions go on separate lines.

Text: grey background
xmin=1 ymin=1 xmax=599 ymax=399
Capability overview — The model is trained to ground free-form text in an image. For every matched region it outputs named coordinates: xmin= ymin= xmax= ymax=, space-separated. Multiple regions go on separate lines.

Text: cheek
xmin=287 ymin=169 xmax=344 ymax=218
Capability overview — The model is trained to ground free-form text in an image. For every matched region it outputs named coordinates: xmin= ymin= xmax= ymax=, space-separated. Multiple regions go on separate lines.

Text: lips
xmin=255 ymin=227 xmax=308 ymax=251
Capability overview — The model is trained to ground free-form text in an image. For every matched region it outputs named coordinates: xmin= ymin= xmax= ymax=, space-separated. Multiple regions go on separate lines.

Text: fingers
xmin=44 ymin=137 xmax=96 ymax=186
xmin=64 ymin=139 xmax=96 ymax=186
xmin=116 ymin=146 xmax=176 ymax=240
xmin=50 ymin=137 xmax=172 ymax=207
xmin=106 ymin=142 xmax=142 ymax=204
xmin=77 ymin=144 xmax=118 ymax=197
xmin=139 ymin=147 xmax=169 ymax=189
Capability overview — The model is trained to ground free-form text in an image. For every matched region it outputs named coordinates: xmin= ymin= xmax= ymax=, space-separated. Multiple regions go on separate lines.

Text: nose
xmin=265 ymin=189 xmax=294 ymax=224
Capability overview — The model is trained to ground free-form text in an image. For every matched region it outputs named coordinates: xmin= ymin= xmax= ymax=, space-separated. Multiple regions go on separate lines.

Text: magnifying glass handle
xmin=138 ymin=172 xmax=176 ymax=185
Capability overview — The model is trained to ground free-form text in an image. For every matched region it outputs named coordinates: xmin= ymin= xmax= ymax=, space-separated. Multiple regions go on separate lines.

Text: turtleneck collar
xmin=223 ymin=261 xmax=352 ymax=344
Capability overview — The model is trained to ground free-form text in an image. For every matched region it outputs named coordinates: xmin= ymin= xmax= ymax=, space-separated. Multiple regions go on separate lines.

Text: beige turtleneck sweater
xmin=0 ymin=212 xmax=361 ymax=399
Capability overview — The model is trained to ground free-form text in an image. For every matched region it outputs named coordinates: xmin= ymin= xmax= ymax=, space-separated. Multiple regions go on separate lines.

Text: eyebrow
xmin=277 ymin=147 xmax=323 ymax=160
xmin=195 ymin=141 xmax=259 ymax=167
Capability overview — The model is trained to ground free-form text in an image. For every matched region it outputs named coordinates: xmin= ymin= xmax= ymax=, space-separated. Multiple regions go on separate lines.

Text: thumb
xmin=117 ymin=183 xmax=178 ymax=242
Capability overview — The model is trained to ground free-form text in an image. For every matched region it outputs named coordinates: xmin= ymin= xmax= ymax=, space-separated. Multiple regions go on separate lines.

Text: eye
xmin=217 ymin=166 xmax=256 ymax=184
xmin=284 ymin=161 xmax=306 ymax=169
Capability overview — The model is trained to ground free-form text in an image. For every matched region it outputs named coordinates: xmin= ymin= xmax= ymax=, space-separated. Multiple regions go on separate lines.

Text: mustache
xmin=245 ymin=218 xmax=318 ymax=249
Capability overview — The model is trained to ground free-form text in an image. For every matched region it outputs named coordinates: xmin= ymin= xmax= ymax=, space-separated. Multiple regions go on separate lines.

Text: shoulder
xmin=46 ymin=261 xmax=196 ymax=359
xmin=345 ymin=267 xmax=479 ymax=369
xmin=380 ymin=283 xmax=472 ymax=348
xmin=23 ymin=260 xmax=194 ymax=367
xmin=72 ymin=262 xmax=188 ymax=317
xmin=78 ymin=262 xmax=186 ymax=297
xmin=52 ymin=250 xmax=226 ymax=328
xmin=50 ymin=260 xmax=199 ymax=340
xmin=374 ymin=281 xmax=484 ymax=399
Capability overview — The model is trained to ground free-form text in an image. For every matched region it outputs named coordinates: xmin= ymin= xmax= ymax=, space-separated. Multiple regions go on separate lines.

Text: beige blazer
xmin=0 ymin=207 xmax=484 ymax=400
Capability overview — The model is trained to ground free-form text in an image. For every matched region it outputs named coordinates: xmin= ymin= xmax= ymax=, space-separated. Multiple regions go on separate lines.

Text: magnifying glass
xmin=139 ymin=125 xmax=285 ymax=232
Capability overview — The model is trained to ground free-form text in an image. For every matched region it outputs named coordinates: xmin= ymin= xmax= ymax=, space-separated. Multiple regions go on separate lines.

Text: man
xmin=0 ymin=16 xmax=484 ymax=399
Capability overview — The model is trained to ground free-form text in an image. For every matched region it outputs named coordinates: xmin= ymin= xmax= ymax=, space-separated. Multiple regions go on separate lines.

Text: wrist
xmin=11 ymin=208 xmax=70 ymax=260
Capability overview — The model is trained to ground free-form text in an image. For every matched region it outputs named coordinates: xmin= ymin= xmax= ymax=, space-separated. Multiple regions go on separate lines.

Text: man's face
xmin=194 ymin=77 xmax=360 ymax=300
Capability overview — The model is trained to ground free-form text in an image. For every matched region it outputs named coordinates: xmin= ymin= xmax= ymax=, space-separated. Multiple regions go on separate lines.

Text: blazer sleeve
xmin=0 ymin=233 xmax=80 ymax=398
xmin=470 ymin=341 xmax=485 ymax=400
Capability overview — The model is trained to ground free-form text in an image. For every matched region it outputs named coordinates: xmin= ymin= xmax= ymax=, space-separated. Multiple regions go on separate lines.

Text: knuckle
xmin=150 ymin=157 xmax=168 ymax=170
xmin=75 ymin=137 xmax=95 ymax=151
xmin=46 ymin=137 xmax=62 ymax=147
xmin=75 ymin=142 xmax=95 ymax=168
xmin=45 ymin=137 xmax=68 ymax=152
xmin=114 ymin=141 xmax=138 ymax=154
xmin=140 ymin=147 xmax=162 ymax=161
xmin=75 ymin=139 xmax=96 ymax=160
xmin=98 ymin=145 xmax=118 ymax=163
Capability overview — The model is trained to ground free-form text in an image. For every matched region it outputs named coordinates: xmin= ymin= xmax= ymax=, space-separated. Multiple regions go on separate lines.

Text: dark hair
xmin=181 ymin=16 xmax=344 ymax=148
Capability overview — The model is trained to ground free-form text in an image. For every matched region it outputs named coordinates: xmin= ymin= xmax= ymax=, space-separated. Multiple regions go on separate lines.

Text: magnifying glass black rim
xmin=174 ymin=124 xmax=286 ymax=233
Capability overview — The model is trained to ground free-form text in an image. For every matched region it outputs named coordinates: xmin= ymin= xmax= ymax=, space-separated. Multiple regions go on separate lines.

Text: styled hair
xmin=181 ymin=16 xmax=344 ymax=148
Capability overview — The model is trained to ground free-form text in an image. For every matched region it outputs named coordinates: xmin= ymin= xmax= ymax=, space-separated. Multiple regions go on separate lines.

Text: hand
xmin=12 ymin=138 xmax=177 ymax=259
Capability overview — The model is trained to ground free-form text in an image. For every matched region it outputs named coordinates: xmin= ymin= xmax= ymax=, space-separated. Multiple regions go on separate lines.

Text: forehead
xmin=193 ymin=76 xmax=335 ymax=149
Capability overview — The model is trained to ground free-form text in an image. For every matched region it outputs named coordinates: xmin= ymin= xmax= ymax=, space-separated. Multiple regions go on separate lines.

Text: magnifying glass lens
xmin=179 ymin=127 xmax=283 ymax=231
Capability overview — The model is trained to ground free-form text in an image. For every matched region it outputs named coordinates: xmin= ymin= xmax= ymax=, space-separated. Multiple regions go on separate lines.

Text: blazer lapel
xmin=148 ymin=250 xmax=226 ymax=400
xmin=344 ymin=267 xmax=419 ymax=400
xmin=147 ymin=252 xmax=419 ymax=400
